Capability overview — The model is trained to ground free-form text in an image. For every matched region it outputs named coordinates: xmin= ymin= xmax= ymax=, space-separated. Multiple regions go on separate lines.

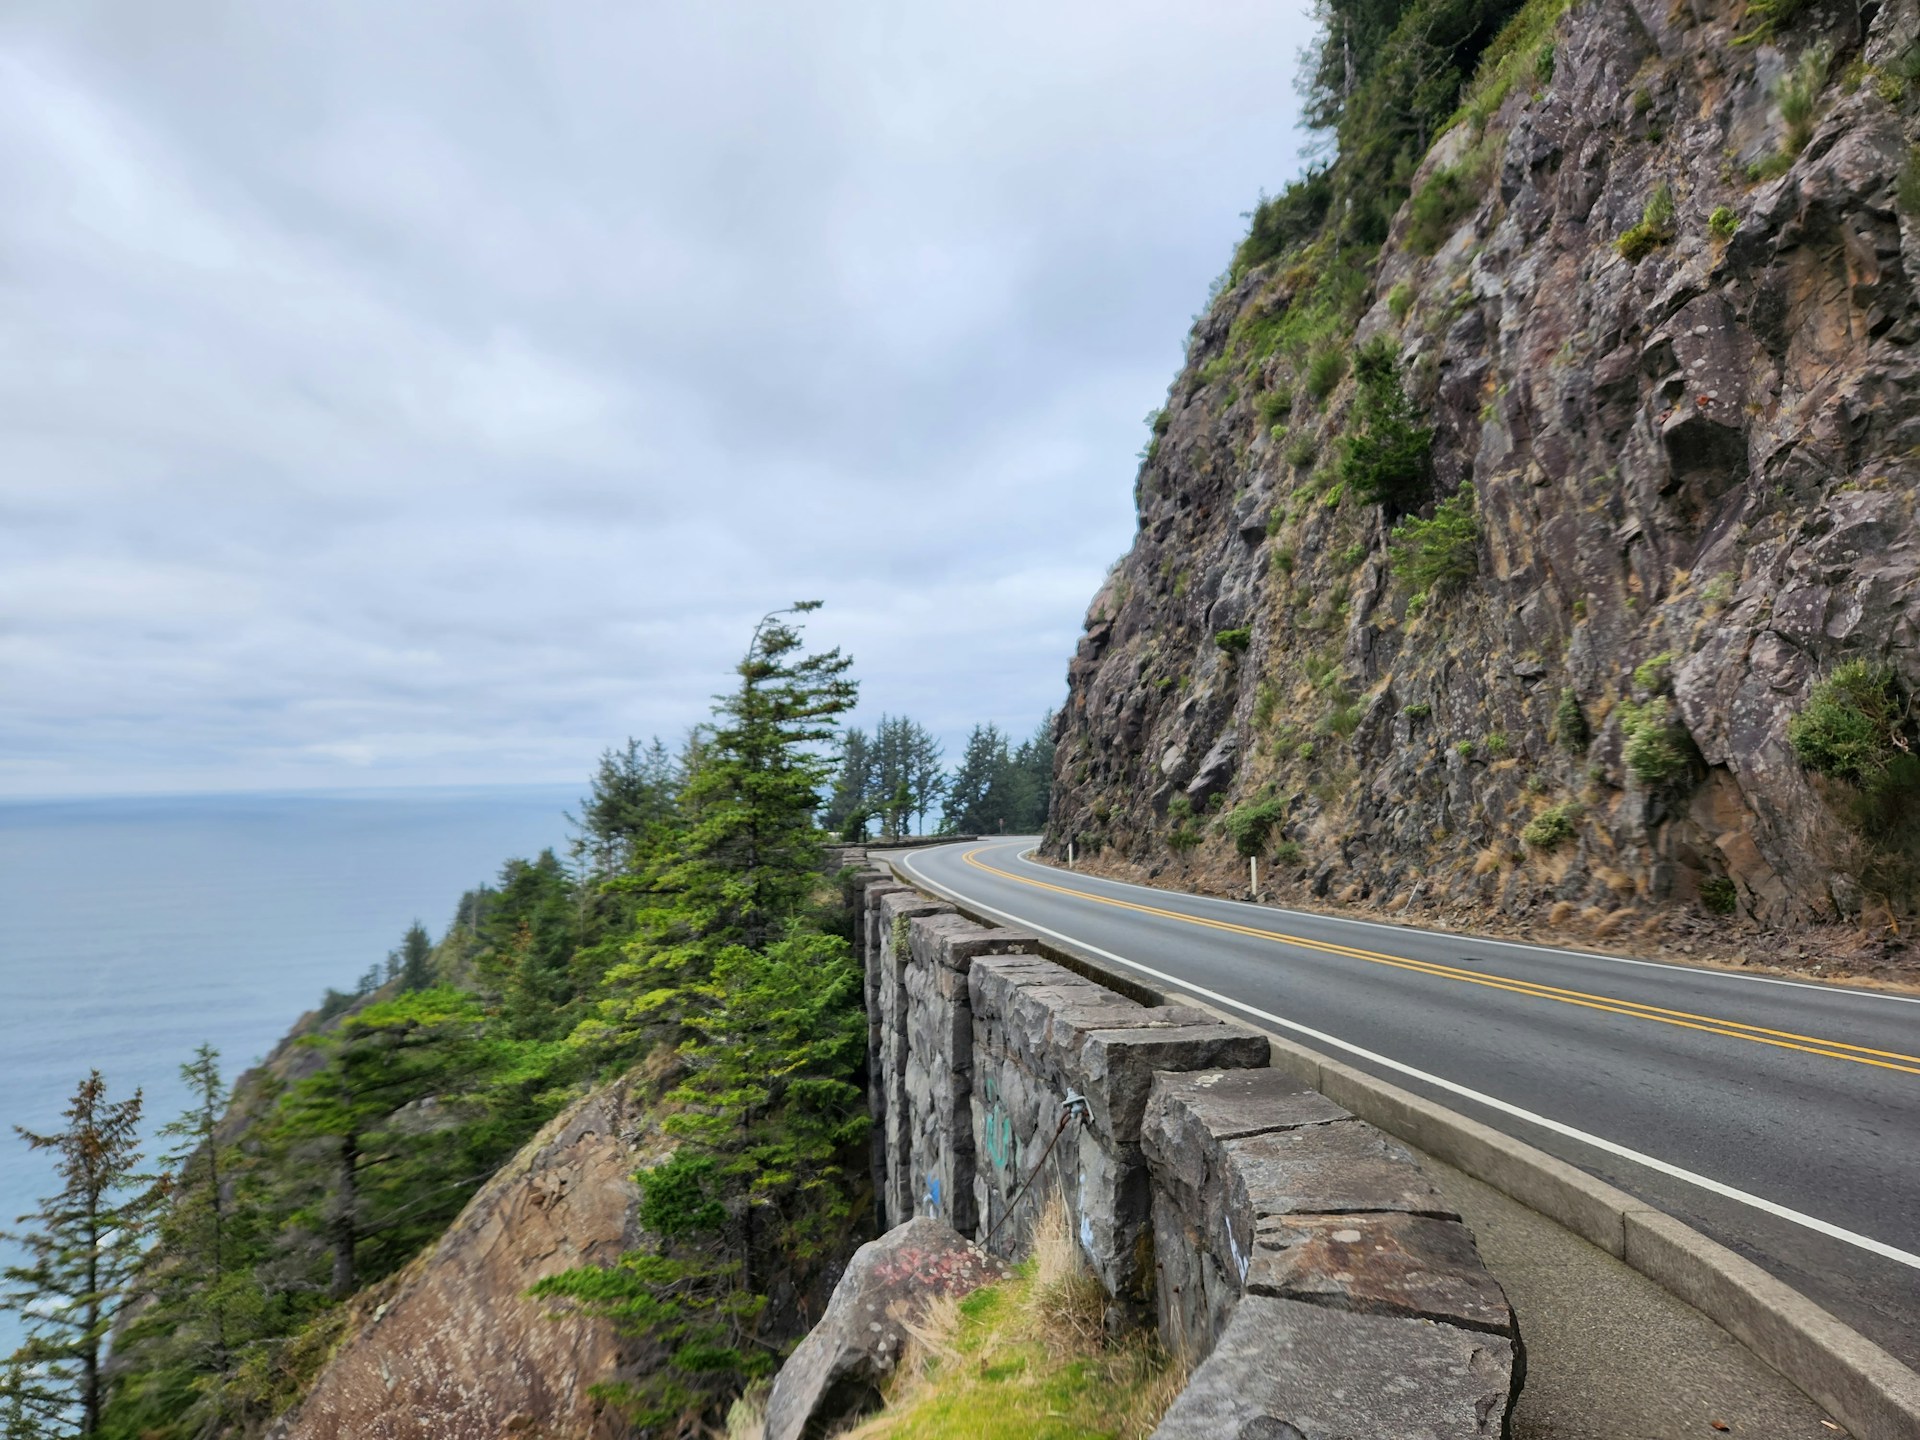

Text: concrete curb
xmin=877 ymin=855 xmax=1920 ymax=1440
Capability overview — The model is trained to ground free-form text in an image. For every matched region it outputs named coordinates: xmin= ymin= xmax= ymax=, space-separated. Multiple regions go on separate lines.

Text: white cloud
xmin=0 ymin=0 xmax=1315 ymax=795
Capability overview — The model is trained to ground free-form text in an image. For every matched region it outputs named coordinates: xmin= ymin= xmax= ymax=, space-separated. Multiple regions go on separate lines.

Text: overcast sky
xmin=0 ymin=0 xmax=1316 ymax=797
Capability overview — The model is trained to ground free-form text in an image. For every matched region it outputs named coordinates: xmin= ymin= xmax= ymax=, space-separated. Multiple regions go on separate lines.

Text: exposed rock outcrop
xmin=270 ymin=1078 xmax=652 ymax=1440
xmin=1050 ymin=0 xmax=1920 ymax=934
xmin=762 ymin=1217 xmax=1005 ymax=1440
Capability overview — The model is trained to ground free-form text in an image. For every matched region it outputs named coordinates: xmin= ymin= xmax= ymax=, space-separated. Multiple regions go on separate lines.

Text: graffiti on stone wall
xmin=980 ymin=1075 xmax=1022 ymax=1180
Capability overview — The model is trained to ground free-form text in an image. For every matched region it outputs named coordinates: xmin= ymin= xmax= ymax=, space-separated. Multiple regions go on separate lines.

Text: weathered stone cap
xmin=1149 ymin=1294 xmax=1515 ymax=1440
xmin=907 ymin=910 xmax=1044 ymax=972
xmin=763 ymin=1217 xmax=1007 ymax=1440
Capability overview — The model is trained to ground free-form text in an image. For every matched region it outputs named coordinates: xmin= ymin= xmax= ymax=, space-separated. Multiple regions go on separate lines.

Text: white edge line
xmin=977 ymin=839 xmax=1920 ymax=1007
xmin=898 ymin=846 xmax=1920 ymax=1273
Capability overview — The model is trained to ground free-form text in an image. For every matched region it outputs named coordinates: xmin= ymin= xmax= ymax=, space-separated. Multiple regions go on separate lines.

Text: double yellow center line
xmin=962 ymin=848 xmax=1920 ymax=1077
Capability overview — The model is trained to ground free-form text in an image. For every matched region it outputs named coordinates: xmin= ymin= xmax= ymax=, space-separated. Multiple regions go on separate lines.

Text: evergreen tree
xmin=821 ymin=728 xmax=875 ymax=841
xmin=1 ymin=1073 xmax=155 ymax=1436
xmin=541 ymin=606 xmax=867 ymax=1430
xmin=570 ymin=737 xmax=682 ymax=878
xmin=397 ymin=922 xmax=435 ymax=992
xmin=642 ymin=603 xmax=856 ymax=953
xmin=107 ymin=1048 xmax=267 ymax=1435
xmin=0 ymin=1361 xmax=53 ymax=1440
xmin=268 ymin=992 xmax=493 ymax=1300
xmin=904 ymin=723 xmax=946 ymax=834
xmin=1008 ymin=713 xmax=1058 ymax=831
xmin=943 ymin=725 xmax=1010 ymax=834
xmin=471 ymin=852 xmax=582 ymax=1040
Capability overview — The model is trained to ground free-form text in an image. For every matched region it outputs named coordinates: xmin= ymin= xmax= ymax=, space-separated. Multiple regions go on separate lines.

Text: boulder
xmin=763 ymin=1218 xmax=1005 ymax=1440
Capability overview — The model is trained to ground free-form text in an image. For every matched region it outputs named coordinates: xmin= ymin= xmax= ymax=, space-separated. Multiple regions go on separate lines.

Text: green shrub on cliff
xmin=1406 ymin=139 xmax=1497 ymax=254
xmin=1619 ymin=697 xmax=1694 ymax=785
xmin=1788 ymin=662 xmax=1920 ymax=840
xmin=1790 ymin=662 xmax=1907 ymax=786
xmin=1223 ymin=796 xmax=1290 ymax=857
xmin=1615 ymin=182 xmax=1676 ymax=262
xmin=1234 ymin=168 xmax=1337 ymax=276
xmin=1522 ymin=801 xmax=1581 ymax=849
xmin=1776 ymin=43 xmax=1831 ymax=157
xmin=1388 ymin=484 xmax=1478 ymax=599
xmin=1340 ymin=340 xmax=1434 ymax=509
xmin=1554 ymin=688 xmax=1591 ymax=751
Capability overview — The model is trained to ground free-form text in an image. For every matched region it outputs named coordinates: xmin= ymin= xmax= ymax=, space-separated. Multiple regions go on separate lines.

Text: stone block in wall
xmin=1143 ymin=1069 xmax=1512 ymax=1367
xmin=875 ymin=889 xmax=953 ymax=1226
xmin=899 ymin=913 xmax=1041 ymax=1236
xmin=1247 ymin=1212 xmax=1513 ymax=1336
xmin=860 ymin=882 xmax=916 ymax=1214
xmin=1143 ymin=1068 xmax=1353 ymax=1354
xmin=1147 ymin=1294 xmax=1516 ymax=1440
xmin=965 ymin=953 xmax=1265 ymax=1309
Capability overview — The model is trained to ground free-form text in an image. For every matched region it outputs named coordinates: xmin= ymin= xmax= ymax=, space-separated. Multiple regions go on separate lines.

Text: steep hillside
xmin=1050 ymin=0 xmax=1920 ymax=953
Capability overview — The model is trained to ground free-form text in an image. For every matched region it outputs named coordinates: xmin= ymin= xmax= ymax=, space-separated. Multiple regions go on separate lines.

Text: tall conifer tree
xmin=2 ymin=1073 xmax=154 ymax=1436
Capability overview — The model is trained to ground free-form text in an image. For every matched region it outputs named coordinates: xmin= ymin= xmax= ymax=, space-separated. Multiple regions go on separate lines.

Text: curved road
xmin=895 ymin=836 xmax=1920 ymax=1368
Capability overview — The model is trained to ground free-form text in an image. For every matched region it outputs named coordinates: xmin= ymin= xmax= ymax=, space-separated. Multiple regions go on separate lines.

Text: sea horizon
xmin=0 ymin=782 xmax=583 ymax=1355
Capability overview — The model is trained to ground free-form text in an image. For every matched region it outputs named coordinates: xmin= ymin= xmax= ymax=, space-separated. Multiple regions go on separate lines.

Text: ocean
xmin=0 ymin=785 xmax=579 ymax=1356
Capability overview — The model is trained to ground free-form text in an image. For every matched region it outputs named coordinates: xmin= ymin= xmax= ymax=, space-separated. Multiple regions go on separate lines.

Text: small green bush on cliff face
xmin=1709 ymin=205 xmax=1739 ymax=240
xmin=1340 ymin=340 xmax=1434 ymax=509
xmin=1233 ymin=168 xmax=1336 ymax=277
xmin=1305 ymin=346 xmax=1348 ymax=402
xmin=1788 ymin=662 xmax=1920 ymax=838
xmin=1615 ymin=182 xmax=1676 ymax=261
xmin=1389 ymin=484 xmax=1479 ymax=599
xmin=1215 ymin=627 xmax=1252 ymax=654
xmin=1166 ymin=793 xmax=1202 ymax=851
xmin=1777 ymin=43 xmax=1831 ymax=155
xmin=1619 ymin=697 xmax=1694 ymax=785
xmin=1555 ymin=688 xmax=1591 ymax=751
xmin=1700 ymin=875 xmax=1738 ymax=915
xmin=1224 ymin=796 xmax=1290 ymax=857
xmin=1633 ymin=651 xmax=1675 ymax=696
xmin=1407 ymin=162 xmax=1484 ymax=255
xmin=1736 ymin=0 xmax=1807 ymax=43
xmin=1523 ymin=801 xmax=1581 ymax=849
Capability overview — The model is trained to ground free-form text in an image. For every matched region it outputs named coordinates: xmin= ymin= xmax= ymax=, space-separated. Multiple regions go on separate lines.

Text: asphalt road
xmin=895 ymin=836 xmax=1920 ymax=1370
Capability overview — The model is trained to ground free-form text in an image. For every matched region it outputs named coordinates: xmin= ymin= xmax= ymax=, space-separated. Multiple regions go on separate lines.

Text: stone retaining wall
xmin=851 ymin=861 xmax=1521 ymax=1436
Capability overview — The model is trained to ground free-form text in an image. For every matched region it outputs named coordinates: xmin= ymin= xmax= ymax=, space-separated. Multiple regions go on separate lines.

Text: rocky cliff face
xmin=1052 ymin=0 xmax=1920 ymax=939
xmin=269 ymin=1078 xmax=653 ymax=1440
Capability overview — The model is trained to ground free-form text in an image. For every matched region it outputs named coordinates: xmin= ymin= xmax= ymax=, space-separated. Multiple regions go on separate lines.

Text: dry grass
xmin=1578 ymin=905 xmax=1608 ymax=931
xmin=1338 ymin=881 xmax=1366 ymax=903
xmin=1547 ymin=900 xmax=1577 ymax=926
xmin=1473 ymin=848 xmax=1504 ymax=877
xmin=1593 ymin=909 xmax=1635 ymax=938
xmin=1532 ymin=849 xmax=1575 ymax=885
xmin=1024 ymin=1197 xmax=1107 ymax=1361
xmin=724 ymin=1382 xmax=769 ymax=1440
xmin=1636 ymin=911 xmax=1668 ymax=939
xmin=1594 ymin=866 xmax=1638 ymax=897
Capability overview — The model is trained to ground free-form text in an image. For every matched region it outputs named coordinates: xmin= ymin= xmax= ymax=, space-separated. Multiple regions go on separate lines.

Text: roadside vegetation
xmin=827 ymin=1199 xmax=1184 ymax=1440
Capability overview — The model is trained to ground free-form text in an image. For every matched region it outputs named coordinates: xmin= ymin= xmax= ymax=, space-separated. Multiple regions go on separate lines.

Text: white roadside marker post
xmin=1251 ymin=855 xmax=1258 ymax=897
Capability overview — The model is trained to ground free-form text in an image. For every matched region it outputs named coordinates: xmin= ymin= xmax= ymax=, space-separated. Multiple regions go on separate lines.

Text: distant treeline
xmin=822 ymin=713 xmax=1055 ymax=840
xmin=0 ymin=604 xmax=910 ymax=1438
